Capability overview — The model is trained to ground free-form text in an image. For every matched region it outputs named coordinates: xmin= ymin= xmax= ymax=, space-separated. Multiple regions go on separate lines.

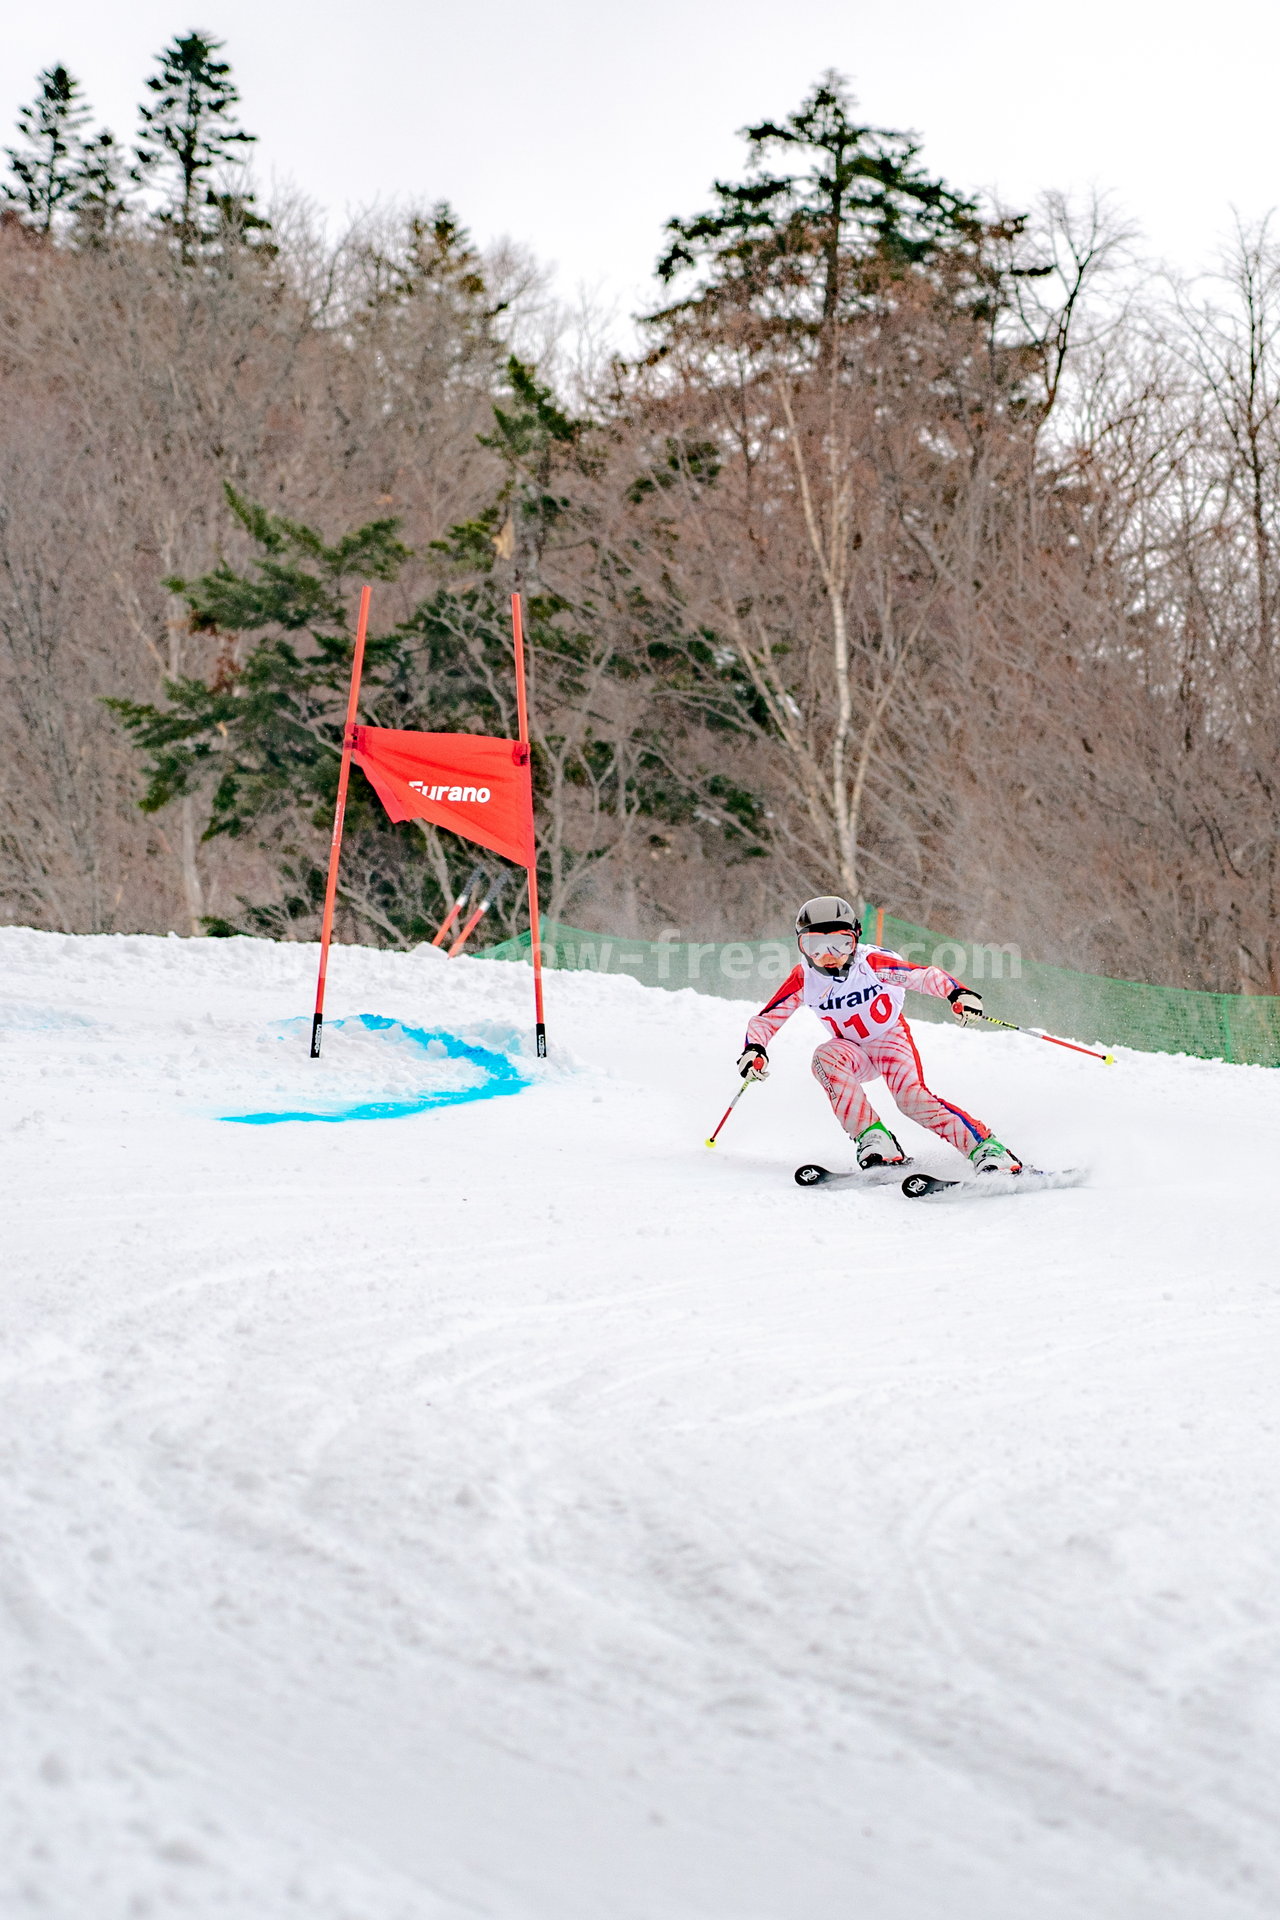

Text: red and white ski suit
xmin=744 ymin=948 xmax=992 ymax=1152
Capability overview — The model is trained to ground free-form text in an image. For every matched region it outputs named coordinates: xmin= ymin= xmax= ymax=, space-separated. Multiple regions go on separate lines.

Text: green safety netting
xmin=478 ymin=914 xmax=1280 ymax=1068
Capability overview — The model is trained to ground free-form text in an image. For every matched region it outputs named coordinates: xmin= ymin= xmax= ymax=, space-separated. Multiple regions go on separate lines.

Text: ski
xmin=795 ymin=1159 xmax=914 ymax=1189
xmin=900 ymin=1168 xmax=1086 ymax=1201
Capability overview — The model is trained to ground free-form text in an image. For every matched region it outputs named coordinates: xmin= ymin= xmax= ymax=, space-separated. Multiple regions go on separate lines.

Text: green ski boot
xmin=969 ymin=1136 xmax=1023 ymax=1175
xmin=856 ymin=1120 xmax=906 ymax=1170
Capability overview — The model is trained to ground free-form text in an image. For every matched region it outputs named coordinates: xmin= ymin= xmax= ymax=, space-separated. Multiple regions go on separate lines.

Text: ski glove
xmin=736 ymin=1043 xmax=770 ymax=1079
xmin=948 ymin=986 xmax=983 ymax=1026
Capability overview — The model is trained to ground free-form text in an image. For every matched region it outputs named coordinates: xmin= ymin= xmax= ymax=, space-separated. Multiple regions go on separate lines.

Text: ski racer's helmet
xmin=795 ymin=896 xmax=861 ymax=977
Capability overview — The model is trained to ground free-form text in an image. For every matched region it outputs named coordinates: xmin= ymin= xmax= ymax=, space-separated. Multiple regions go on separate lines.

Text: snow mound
xmin=222 ymin=1016 xmax=532 ymax=1125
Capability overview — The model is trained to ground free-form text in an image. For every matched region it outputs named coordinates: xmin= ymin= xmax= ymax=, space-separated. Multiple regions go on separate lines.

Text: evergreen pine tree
xmin=105 ymin=488 xmax=508 ymax=944
xmin=135 ymin=31 xmax=259 ymax=261
xmin=361 ymin=204 xmax=489 ymax=318
xmin=653 ymin=71 xmax=983 ymax=343
xmin=104 ymin=368 xmax=751 ymax=940
xmin=107 ymin=486 xmax=410 ymax=834
xmin=421 ymin=359 xmax=768 ymax=887
xmin=4 ymin=64 xmax=90 ymax=234
xmin=72 ymin=129 xmax=134 ymax=245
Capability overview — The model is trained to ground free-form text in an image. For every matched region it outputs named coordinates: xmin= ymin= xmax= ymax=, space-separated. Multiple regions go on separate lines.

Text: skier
xmin=737 ymin=897 xmax=1023 ymax=1174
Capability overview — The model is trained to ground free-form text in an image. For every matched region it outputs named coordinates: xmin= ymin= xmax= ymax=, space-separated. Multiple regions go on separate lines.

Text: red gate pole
xmin=310 ymin=584 xmax=372 ymax=1058
xmin=510 ymin=592 xmax=546 ymax=1057
xmin=448 ymin=867 xmax=512 ymax=958
xmin=447 ymin=900 xmax=488 ymax=957
xmin=448 ymin=888 xmax=494 ymax=957
xmin=431 ymin=866 xmax=483 ymax=948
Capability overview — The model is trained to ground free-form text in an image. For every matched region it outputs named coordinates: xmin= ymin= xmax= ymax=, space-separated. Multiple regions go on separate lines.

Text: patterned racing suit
xmin=744 ymin=947 xmax=992 ymax=1153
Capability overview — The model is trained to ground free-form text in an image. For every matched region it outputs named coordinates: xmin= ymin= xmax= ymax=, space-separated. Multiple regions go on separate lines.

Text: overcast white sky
xmin=5 ymin=0 xmax=1277 ymax=319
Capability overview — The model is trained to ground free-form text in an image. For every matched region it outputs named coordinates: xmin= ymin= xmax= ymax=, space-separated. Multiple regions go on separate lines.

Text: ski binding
xmin=795 ymin=1159 xmax=913 ymax=1189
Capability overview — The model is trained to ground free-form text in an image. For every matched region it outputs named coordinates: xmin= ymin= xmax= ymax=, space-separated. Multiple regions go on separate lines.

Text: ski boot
xmin=856 ymin=1120 xmax=906 ymax=1170
xmin=969 ymin=1136 xmax=1023 ymax=1175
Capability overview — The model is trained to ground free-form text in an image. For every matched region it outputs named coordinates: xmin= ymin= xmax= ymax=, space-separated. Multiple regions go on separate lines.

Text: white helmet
xmin=795 ymin=896 xmax=861 ymax=978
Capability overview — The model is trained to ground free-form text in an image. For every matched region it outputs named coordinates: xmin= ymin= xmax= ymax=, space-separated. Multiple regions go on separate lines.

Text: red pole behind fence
xmin=431 ymin=898 xmax=467 ymax=949
xmin=310 ymin=584 xmax=372 ymax=1058
xmin=431 ymin=865 xmax=483 ymax=948
xmin=510 ymin=592 xmax=546 ymax=1057
xmin=447 ymin=898 xmax=488 ymax=957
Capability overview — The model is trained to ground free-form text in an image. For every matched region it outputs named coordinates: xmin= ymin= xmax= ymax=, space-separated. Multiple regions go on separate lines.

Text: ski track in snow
xmin=1 ymin=925 xmax=1277 ymax=1919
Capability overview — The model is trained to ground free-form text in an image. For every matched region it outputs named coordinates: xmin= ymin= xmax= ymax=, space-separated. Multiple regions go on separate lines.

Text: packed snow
xmin=2 ymin=925 xmax=1278 ymax=1919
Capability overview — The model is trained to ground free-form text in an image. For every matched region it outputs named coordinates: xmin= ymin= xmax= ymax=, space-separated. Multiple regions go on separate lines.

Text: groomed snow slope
xmin=2 ymin=926 xmax=1278 ymax=1920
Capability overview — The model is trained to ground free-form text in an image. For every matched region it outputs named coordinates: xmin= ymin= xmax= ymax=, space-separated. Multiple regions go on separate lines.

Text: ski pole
xmin=976 ymin=1011 xmax=1115 ymax=1064
xmin=705 ymin=1074 xmax=758 ymax=1148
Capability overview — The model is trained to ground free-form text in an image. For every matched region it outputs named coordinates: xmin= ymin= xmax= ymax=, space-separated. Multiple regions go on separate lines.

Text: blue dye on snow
xmin=0 ymin=1005 xmax=94 ymax=1031
xmin=222 ymin=1014 xmax=531 ymax=1125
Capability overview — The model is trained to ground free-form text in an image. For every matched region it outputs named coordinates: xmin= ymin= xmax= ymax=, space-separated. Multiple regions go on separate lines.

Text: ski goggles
xmin=798 ymin=930 xmax=856 ymax=962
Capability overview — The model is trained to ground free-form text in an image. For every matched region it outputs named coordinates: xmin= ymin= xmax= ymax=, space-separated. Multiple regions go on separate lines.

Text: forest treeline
xmin=4 ymin=40 xmax=1280 ymax=991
